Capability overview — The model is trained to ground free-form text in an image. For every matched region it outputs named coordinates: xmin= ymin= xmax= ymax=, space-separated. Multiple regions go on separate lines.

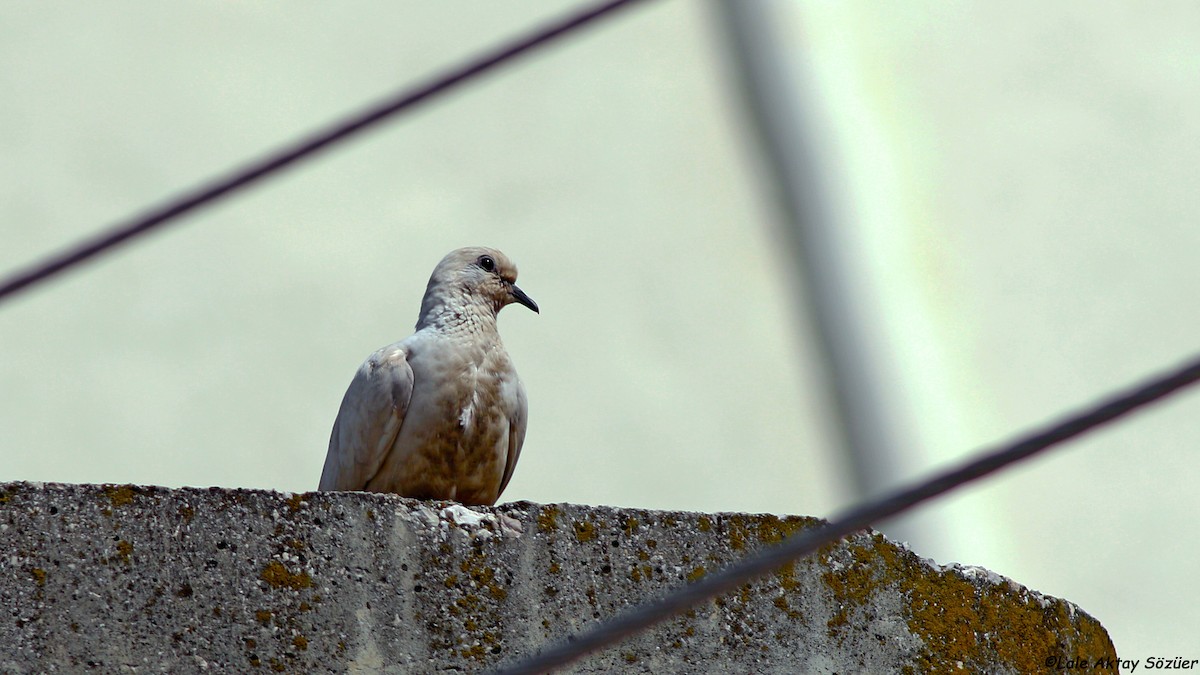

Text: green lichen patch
xmin=815 ymin=532 xmax=1115 ymax=673
xmin=721 ymin=513 xmax=821 ymax=553
xmin=451 ymin=590 xmax=480 ymax=612
xmin=572 ymin=520 xmax=597 ymax=543
xmin=905 ymin=570 xmax=1115 ymax=674
xmin=623 ymin=517 xmax=640 ymax=536
xmin=774 ymin=561 xmax=800 ymax=592
xmin=115 ymin=540 xmax=134 ymax=564
xmin=103 ymin=485 xmax=136 ymax=508
xmin=537 ymin=505 xmax=561 ymax=533
xmin=460 ymin=553 xmax=509 ymax=600
xmin=754 ymin=515 xmax=814 ymax=544
xmin=711 ymin=582 xmax=768 ymax=649
xmin=260 ymin=560 xmax=312 ymax=590
xmin=461 ymin=644 xmax=487 ymax=659
xmin=431 ymin=545 xmax=513 ymax=664
xmin=773 ymin=594 xmax=802 ymax=620
xmin=629 ymin=564 xmax=654 ymax=582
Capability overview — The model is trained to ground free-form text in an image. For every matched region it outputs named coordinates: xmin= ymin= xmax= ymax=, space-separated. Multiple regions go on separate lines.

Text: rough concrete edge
xmin=514 ymin=495 xmax=1117 ymax=674
xmin=805 ymin=524 xmax=1116 ymax=674
xmin=0 ymin=481 xmax=1117 ymax=673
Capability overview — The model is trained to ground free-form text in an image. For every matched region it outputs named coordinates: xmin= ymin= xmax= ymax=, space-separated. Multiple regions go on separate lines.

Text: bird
xmin=318 ymin=247 xmax=538 ymax=506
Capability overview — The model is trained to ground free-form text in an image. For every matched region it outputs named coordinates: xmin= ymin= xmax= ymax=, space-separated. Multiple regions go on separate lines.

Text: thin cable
xmin=0 ymin=0 xmax=650 ymax=305
xmin=492 ymin=352 xmax=1200 ymax=675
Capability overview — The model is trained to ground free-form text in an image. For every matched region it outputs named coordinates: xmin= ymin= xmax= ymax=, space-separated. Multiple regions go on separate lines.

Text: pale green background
xmin=3 ymin=1 xmax=1198 ymax=662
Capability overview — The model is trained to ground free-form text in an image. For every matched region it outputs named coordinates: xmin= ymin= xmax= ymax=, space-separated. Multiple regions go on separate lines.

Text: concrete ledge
xmin=1 ymin=482 xmax=1114 ymax=673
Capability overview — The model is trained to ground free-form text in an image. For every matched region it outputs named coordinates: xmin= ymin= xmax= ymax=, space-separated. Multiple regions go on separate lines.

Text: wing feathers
xmin=318 ymin=345 xmax=414 ymax=491
xmin=496 ymin=378 xmax=528 ymax=500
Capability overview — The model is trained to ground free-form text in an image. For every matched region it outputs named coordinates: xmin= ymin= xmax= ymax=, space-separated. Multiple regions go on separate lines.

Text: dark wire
xmin=0 ymin=0 xmax=650 ymax=305
xmin=491 ymin=352 xmax=1200 ymax=675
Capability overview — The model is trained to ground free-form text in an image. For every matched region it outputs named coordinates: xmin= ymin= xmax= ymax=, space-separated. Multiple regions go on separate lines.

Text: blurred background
xmin=3 ymin=0 xmax=1198 ymax=661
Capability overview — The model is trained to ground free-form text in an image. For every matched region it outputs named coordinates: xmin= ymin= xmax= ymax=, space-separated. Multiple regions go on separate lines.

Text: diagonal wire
xmin=0 ymin=0 xmax=651 ymax=306
xmin=491 ymin=351 xmax=1200 ymax=675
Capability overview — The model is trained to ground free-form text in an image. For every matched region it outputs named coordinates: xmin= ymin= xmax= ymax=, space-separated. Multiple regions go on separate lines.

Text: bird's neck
xmin=415 ymin=295 xmax=500 ymax=338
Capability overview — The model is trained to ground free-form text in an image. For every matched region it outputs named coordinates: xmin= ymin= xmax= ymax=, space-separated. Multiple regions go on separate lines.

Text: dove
xmin=318 ymin=247 xmax=538 ymax=506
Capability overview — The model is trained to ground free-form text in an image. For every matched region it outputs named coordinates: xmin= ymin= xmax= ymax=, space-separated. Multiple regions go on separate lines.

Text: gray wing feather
xmin=318 ymin=344 xmax=414 ymax=491
xmin=496 ymin=378 xmax=528 ymax=500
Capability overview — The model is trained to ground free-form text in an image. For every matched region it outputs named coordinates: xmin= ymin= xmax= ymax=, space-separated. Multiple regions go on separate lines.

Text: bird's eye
xmin=478 ymin=255 xmax=496 ymax=272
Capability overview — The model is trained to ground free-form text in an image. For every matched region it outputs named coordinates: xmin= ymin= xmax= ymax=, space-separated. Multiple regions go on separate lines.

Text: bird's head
xmin=419 ymin=247 xmax=539 ymax=327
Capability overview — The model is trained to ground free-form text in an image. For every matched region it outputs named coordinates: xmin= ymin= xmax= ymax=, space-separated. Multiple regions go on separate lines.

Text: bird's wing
xmin=318 ymin=344 xmax=414 ymax=491
xmin=496 ymin=377 xmax=528 ymax=500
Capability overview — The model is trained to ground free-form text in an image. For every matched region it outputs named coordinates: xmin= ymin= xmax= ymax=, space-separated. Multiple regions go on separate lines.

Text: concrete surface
xmin=0 ymin=482 xmax=1114 ymax=673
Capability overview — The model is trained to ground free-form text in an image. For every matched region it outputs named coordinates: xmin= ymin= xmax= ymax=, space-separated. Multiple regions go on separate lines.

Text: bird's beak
xmin=510 ymin=284 xmax=539 ymax=314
